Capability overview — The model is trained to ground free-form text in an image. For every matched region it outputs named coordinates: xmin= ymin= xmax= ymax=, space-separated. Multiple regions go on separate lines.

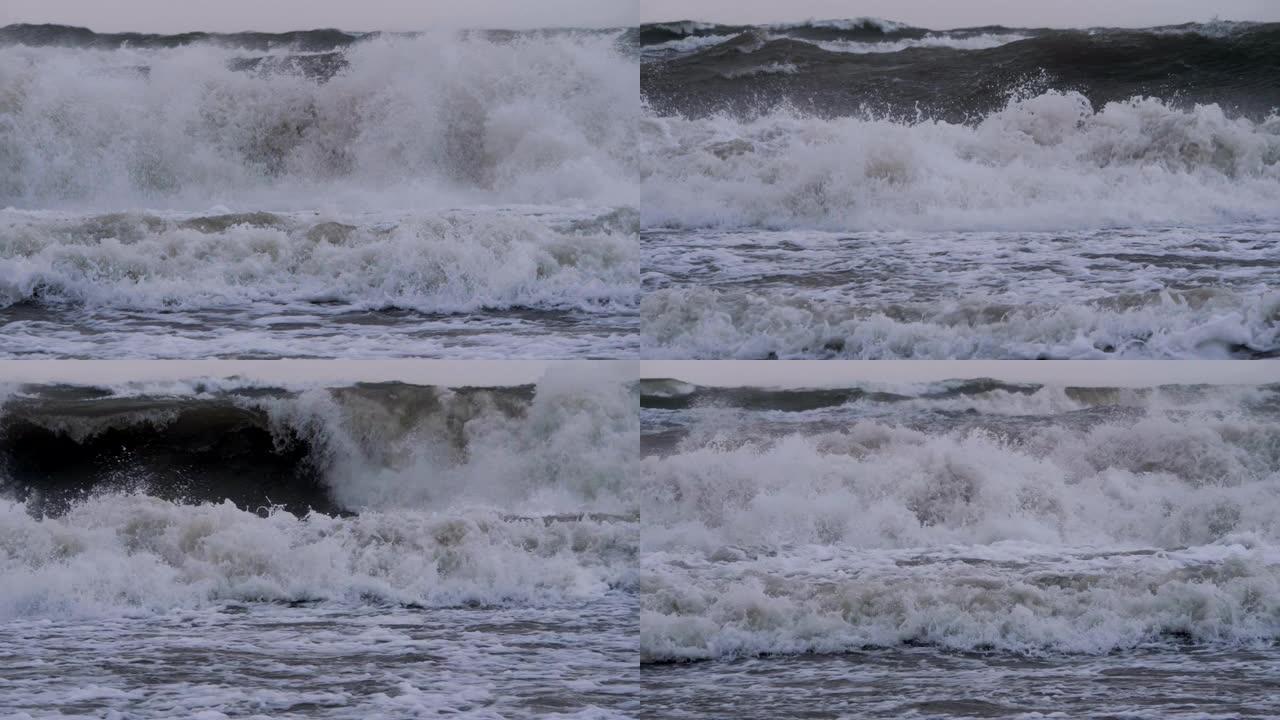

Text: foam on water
xmin=643 ymin=34 xmax=1032 ymax=71
xmin=641 ymin=282 xmax=1280 ymax=360
xmin=0 ymin=592 xmax=638 ymax=719
xmin=0 ymin=206 xmax=639 ymax=358
xmin=640 ymin=382 xmax=1280 ymax=662
xmin=0 ymin=369 xmax=640 ymax=717
xmin=0 ymin=30 xmax=640 ymax=357
xmin=0 ymin=208 xmax=637 ymax=314
xmin=0 ymin=497 xmax=635 ymax=617
xmin=0 ymin=368 xmax=639 ymax=617
xmin=641 ymin=223 xmax=1280 ymax=359
xmin=802 ymin=33 xmax=1030 ymax=54
xmin=0 ymin=31 xmax=637 ymax=211
xmin=641 ymin=92 xmax=1280 ymax=231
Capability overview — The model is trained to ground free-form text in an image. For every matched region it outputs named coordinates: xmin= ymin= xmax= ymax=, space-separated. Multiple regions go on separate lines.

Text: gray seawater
xmin=0 ymin=375 xmax=639 ymax=718
xmin=642 ymin=224 xmax=1280 ymax=359
xmin=0 ymin=28 xmax=639 ymax=359
xmin=0 ymin=207 xmax=638 ymax=359
xmin=638 ymin=380 xmax=1280 ymax=719
xmin=642 ymin=647 xmax=1280 ymax=719
xmin=0 ymin=598 xmax=637 ymax=719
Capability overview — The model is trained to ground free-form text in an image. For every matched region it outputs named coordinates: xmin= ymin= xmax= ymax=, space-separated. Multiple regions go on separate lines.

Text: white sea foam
xmin=0 ymin=369 xmax=638 ymax=618
xmin=642 ymin=542 xmax=1280 ymax=661
xmin=0 ymin=206 xmax=639 ymax=358
xmin=0 ymin=31 xmax=637 ymax=211
xmin=641 ymin=91 xmax=1280 ymax=231
xmin=717 ymin=62 xmax=801 ymax=79
xmin=0 ymin=207 xmax=637 ymax=315
xmin=0 ymin=496 xmax=635 ymax=617
xmin=642 ymin=29 xmax=1025 ymax=61
xmin=640 ymin=386 xmax=1280 ymax=660
xmin=641 ymin=285 xmax=1280 ymax=359
xmin=643 ymin=34 xmax=740 ymax=58
xmin=803 ymin=32 xmax=1029 ymax=54
xmin=767 ymin=18 xmax=911 ymax=34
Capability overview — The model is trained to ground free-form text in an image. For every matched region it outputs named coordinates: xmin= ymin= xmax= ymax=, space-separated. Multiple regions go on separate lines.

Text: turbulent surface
xmin=643 ymin=647 xmax=1280 ymax=719
xmin=0 ymin=370 xmax=638 ymax=718
xmin=640 ymin=20 xmax=1280 ymax=119
xmin=1 ymin=598 xmax=637 ymax=719
xmin=640 ymin=19 xmax=1280 ymax=359
xmin=0 ymin=207 xmax=638 ymax=358
xmin=640 ymin=379 xmax=1280 ymax=717
xmin=639 ymin=94 xmax=1280 ymax=232
xmin=0 ymin=25 xmax=639 ymax=357
xmin=642 ymin=224 xmax=1280 ymax=359
xmin=1 ymin=26 xmax=636 ymax=209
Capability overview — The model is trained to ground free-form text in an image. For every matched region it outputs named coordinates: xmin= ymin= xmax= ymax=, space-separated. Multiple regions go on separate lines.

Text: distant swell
xmin=0 ymin=24 xmax=363 ymax=51
xmin=640 ymin=378 xmax=1042 ymax=410
xmin=641 ymin=20 xmax=1280 ymax=120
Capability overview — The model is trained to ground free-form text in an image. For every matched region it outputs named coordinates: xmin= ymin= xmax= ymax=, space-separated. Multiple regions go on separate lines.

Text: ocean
xmin=2 ymin=10 xmax=1280 ymax=720
xmin=0 ymin=370 xmax=639 ymax=718
xmin=640 ymin=377 xmax=1280 ymax=718
xmin=640 ymin=19 xmax=1280 ymax=359
xmin=0 ymin=26 xmax=639 ymax=358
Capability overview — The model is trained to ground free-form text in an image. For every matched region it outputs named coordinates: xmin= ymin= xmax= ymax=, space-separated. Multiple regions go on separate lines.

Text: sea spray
xmin=0 ymin=372 xmax=639 ymax=618
xmin=640 ymin=380 xmax=1280 ymax=660
xmin=1 ymin=29 xmax=638 ymax=209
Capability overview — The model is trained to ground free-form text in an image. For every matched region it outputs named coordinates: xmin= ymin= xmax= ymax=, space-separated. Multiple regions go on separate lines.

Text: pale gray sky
xmin=0 ymin=0 xmax=637 ymax=33
xmin=643 ymin=361 xmax=1280 ymax=388
xmin=0 ymin=360 xmax=636 ymax=388
xmin=642 ymin=0 xmax=1280 ymax=28
xmin=3 ymin=1 xmax=1271 ymax=33
xmin=3 ymin=360 xmax=1274 ymax=390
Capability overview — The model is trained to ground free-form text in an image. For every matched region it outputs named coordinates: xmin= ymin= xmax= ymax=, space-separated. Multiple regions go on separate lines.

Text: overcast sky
xmin=0 ymin=361 xmax=635 ymax=388
xmin=7 ymin=361 xmax=1272 ymax=390
xmin=643 ymin=0 xmax=1280 ymax=28
xmin=4 ymin=1 xmax=1272 ymax=32
xmin=0 ymin=0 xmax=637 ymax=33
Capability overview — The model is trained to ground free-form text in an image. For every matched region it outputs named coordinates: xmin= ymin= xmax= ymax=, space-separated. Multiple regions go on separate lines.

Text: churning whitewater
xmin=640 ymin=378 xmax=1280 ymax=718
xmin=640 ymin=19 xmax=1280 ymax=359
xmin=0 ymin=370 xmax=638 ymax=718
xmin=0 ymin=25 xmax=639 ymax=358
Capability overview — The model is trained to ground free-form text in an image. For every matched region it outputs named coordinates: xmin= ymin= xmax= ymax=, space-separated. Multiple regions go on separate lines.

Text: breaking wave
xmin=0 ymin=369 xmax=638 ymax=616
xmin=640 ymin=92 xmax=1280 ymax=231
xmin=641 ymin=285 xmax=1280 ymax=359
xmin=640 ymin=381 xmax=1280 ymax=660
xmin=0 ymin=207 xmax=638 ymax=316
xmin=0 ymin=26 xmax=637 ymax=210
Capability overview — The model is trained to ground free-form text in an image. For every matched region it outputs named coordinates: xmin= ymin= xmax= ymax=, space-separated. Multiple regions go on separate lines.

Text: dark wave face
xmin=0 ymin=24 xmax=636 ymax=83
xmin=640 ymin=18 xmax=937 ymax=50
xmin=0 ymin=382 xmax=536 ymax=516
xmin=641 ymin=19 xmax=1280 ymax=120
xmin=0 ymin=22 xmax=632 ymax=52
xmin=640 ymin=377 xmax=1046 ymax=410
xmin=639 ymin=378 xmax=1280 ymax=454
xmin=0 ymin=23 xmax=361 ymax=50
